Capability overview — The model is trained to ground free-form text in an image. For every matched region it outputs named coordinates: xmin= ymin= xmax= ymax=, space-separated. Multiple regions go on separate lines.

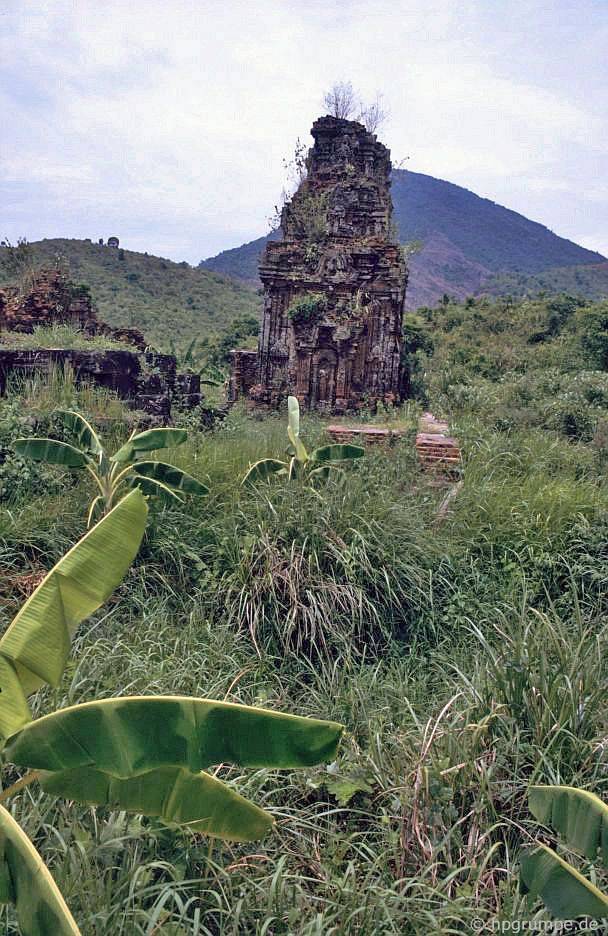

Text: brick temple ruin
xmin=0 ymin=269 xmax=203 ymax=419
xmin=229 ymin=115 xmax=408 ymax=413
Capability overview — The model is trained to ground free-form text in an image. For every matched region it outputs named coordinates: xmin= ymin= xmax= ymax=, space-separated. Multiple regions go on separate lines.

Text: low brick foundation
xmin=415 ymin=413 xmax=462 ymax=476
xmin=327 ymin=425 xmax=406 ymax=446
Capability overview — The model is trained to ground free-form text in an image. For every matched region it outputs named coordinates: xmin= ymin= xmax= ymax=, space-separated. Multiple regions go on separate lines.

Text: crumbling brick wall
xmin=0 ymin=270 xmax=206 ymax=420
xmin=0 ymin=269 xmax=146 ymax=350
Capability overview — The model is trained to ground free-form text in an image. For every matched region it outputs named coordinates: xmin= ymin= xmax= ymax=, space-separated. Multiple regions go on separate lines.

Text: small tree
xmin=323 ymin=83 xmax=388 ymax=132
xmin=357 ymin=93 xmax=388 ymax=133
xmin=323 ymin=81 xmax=357 ymax=119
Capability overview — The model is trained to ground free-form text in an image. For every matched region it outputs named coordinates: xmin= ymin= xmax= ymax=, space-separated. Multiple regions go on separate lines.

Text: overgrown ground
xmin=1 ymin=293 xmax=608 ymax=934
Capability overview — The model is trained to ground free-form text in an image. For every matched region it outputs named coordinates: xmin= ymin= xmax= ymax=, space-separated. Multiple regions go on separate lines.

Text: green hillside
xmin=0 ymin=238 xmax=261 ymax=351
xmin=484 ymin=261 xmax=608 ymax=302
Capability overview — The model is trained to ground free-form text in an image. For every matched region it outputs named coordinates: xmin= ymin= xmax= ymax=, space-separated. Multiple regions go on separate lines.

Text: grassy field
xmin=0 ymin=293 xmax=607 ymax=933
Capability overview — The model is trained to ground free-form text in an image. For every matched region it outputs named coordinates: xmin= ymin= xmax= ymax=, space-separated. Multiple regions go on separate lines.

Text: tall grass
xmin=0 ymin=349 xmax=607 ymax=932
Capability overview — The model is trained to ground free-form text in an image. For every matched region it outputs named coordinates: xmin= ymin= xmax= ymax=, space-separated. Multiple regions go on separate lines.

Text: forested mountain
xmin=200 ymin=169 xmax=607 ymax=308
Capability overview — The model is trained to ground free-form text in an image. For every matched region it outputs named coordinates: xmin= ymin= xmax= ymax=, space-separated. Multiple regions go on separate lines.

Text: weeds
xmin=1 ymin=294 xmax=608 ymax=931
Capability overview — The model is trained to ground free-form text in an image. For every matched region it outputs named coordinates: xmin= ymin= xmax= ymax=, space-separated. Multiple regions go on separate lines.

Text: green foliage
xmin=282 ymin=189 xmax=329 ymax=244
xmin=520 ymin=845 xmax=608 ymax=920
xmin=3 ymin=283 xmax=608 ymax=930
xmin=0 ymin=238 xmax=34 ymax=283
xmin=0 ymin=325 xmax=127 ymax=352
xmin=0 ymin=490 xmax=147 ymax=740
xmin=206 ymin=313 xmax=259 ymax=366
xmin=0 ymin=401 xmax=65 ymax=502
xmin=287 ymin=292 xmax=327 ymax=327
xmin=487 ymin=263 xmax=608 ymax=302
xmin=521 ymin=786 xmax=608 ymax=919
xmin=0 ymin=491 xmax=342 ymax=933
xmin=243 ymin=396 xmax=363 ymax=485
xmin=578 ymin=301 xmax=608 ymax=370
xmin=0 ymin=804 xmax=80 ymax=934
xmin=15 ymin=412 xmax=207 ymax=523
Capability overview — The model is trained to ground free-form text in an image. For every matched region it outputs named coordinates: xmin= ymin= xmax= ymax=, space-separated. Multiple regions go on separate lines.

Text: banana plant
xmin=14 ymin=410 xmax=208 ymax=525
xmin=167 ymin=339 xmax=225 ymax=385
xmin=520 ymin=785 xmax=608 ymax=919
xmin=243 ymin=395 xmax=364 ymax=484
xmin=0 ymin=490 xmax=343 ymax=934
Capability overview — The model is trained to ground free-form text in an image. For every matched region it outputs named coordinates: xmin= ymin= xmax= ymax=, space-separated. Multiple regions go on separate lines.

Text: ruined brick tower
xmin=230 ymin=116 xmax=407 ymax=413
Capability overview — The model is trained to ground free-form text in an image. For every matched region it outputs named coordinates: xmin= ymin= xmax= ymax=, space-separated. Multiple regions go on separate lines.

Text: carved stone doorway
xmin=311 ymin=349 xmax=337 ymax=410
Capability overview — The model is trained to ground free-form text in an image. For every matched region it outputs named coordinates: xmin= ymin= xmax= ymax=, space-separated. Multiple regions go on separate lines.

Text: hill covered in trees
xmin=0 ymin=238 xmax=261 ymax=351
xmin=200 ymin=169 xmax=607 ymax=307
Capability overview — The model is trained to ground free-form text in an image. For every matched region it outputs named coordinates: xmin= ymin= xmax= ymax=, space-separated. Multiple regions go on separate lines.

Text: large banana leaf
xmin=242 ymin=459 xmax=287 ymax=485
xmin=0 ymin=803 xmax=80 ymax=935
xmin=40 ymin=765 xmax=273 ymax=842
xmin=14 ymin=438 xmax=88 ymax=468
xmin=6 ymin=695 xmax=343 ymax=775
xmin=0 ymin=658 xmax=33 ymax=751
xmin=529 ymin=785 xmax=608 ymax=864
xmin=311 ymin=444 xmax=365 ymax=463
xmin=129 ymin=475 xmax=185 ymax=504
xmin=112 ymin=428 xmax=188 ymax=464
xmin=520 ymin=844 xmax=608 ymax=919
xmin=287 ymin=396 xmax=308 ymax=462
xmin=57 ymin=410 xmax=102 ymax=457
xmin=287 ymin=395 xmax=300 ymax=439
xmin=0 ymin=491 xmax=147 ymax=742
xmin=134 ymin=461 xmax=209 ymax=496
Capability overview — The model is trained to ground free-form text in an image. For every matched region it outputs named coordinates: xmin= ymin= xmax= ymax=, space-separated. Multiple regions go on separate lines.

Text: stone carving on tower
xmin=229 ymin=115 xmax=408 ymax=413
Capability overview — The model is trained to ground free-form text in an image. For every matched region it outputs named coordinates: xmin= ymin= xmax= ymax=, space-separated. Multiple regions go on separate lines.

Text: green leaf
xmin=287 ymin=395 xmax=300 ymax=439
xmin=13 ymin=438 xmax=88 ymax=468
xmin=57 ymin=410 xmax=103 ymax=457
xmin=86 ymin=495 xmax=103 ymax=529
xmin=242 ymin=459 xmax=287 ymax=484
xmin=311 ymin=444 xmax=365 ymax=463
xmin=309 ymin=465 xmax=339 ymax=483
xmin=40 ymin=765 xmax=273 ymax=843
xmin=0 ymin=491 xmax=147 ymax=742
xmin=130 ymin=475 xmax=186 ymax=504
xmin=520 ymin=844 xmax=608 ymax=919
xmin=112 ymin=428 xmax=188 ymax=463
xmin=0 ymin=803 xmax=80 ymax=934
xmin=134 ymin=461 xmax=209 ymax=496
xmin=325 ymin=775 xmax=374 ymax=805
xmin=287 ymin=396 xmax=308 ymax=461
xmin=288 ymin=427 xmax=308 ymax=463
xmin=6 ymin=695 xmax=344 ymax=775
xmin=529 ymin=785 xmax=608 ymax=865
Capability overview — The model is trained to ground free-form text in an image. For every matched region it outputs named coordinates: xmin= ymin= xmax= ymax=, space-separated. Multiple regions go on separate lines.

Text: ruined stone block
xmin=230 ymin=115 xmax=407 ymax=414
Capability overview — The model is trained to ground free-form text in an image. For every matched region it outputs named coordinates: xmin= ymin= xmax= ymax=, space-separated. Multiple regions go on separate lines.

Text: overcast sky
xmin=1 ymin=0 xmax=606 ymax=264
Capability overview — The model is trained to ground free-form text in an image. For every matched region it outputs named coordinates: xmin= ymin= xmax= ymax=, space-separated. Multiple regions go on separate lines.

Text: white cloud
xmin=1 ymin=0 xmax=606 ymax=262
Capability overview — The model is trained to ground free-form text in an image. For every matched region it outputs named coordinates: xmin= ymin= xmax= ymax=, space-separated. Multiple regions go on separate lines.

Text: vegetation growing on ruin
xmin=0 ymin=324 xmax=129 ymax=352
xmin=281 ymin=188 xmax=329 ymax=244
xmin=1 ymin=291 xmax=608 ymax=931
xmin=287 ymin=291 xmax=327 ymax=327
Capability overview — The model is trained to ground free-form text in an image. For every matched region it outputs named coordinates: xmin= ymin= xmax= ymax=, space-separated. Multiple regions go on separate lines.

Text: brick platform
xmin=327 ymin=425 xmax=405 ymax=446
